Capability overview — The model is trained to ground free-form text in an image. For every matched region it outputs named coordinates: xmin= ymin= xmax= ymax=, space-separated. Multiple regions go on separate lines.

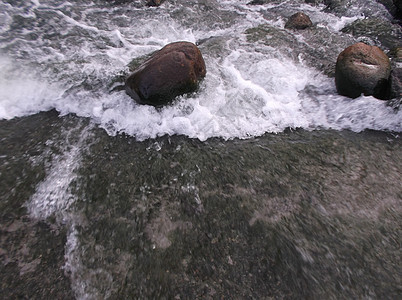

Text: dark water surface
xmin=0 ymin=0 xmax=401 ymax=298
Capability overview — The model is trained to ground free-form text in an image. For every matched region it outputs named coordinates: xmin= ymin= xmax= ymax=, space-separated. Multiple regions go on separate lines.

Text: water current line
xmin=26 ymin=122 xmax=94 ymax=299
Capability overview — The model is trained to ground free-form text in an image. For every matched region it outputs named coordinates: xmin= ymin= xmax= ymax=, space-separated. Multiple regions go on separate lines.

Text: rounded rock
xmin=125 ymin=41 xmax=206 ymax=106
xmin=285 ymin=12 xmax=313 ymax=30
xmin=335 ymin=42 xmax=391 ymax=99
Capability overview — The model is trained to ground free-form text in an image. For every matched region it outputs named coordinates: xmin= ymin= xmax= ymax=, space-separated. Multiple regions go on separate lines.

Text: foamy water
xmin=0 ymin=0 xmax=400 ymax=141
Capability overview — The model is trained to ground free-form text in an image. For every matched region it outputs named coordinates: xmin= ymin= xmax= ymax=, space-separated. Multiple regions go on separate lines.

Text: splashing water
xmin=0 ymin=0 xmax=400 ymax=141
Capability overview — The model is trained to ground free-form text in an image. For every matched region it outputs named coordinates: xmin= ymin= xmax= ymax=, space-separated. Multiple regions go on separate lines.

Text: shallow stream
xmin=0 ymin=0 xmax=401 ymax=298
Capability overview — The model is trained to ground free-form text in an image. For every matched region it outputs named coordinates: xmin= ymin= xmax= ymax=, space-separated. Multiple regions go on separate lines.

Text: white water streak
xmin=27 ymin=125 xmax=90 ymax=221
xmin=64 ymin=226 xmax=109 ymax=300
xmin=26 ymin=123 xmax=95 ymax=299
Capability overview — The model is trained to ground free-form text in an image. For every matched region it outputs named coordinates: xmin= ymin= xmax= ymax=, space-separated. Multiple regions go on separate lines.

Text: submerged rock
xmin=341 ymin=18 xmax=402 ymax=50
xmin=335 ymin=43 xmax=391 ymax=99
xmin=285 ymin=12 xmax=313 ymax=30
xmin=125 ymin=41 xmax=206 ymax=106
xmin=245 ymin=24 xmax=354 ymax=77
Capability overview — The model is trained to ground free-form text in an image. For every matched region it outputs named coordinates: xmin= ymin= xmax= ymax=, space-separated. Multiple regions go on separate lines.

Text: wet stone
xmin=125 ymin=41 xmax=207 ymax=106
xmin=335 ymin=42 xmax=391 ymax=99
xmin=285 ymin=12 xmax=313 ymax=30
xmin=1 ymin=111 xmax=402 ymax=298
xmin=0 ymin=112 xmax=78 ymax=299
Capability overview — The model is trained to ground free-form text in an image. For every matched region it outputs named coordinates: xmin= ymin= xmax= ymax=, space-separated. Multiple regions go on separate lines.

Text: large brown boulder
xmin=125 ymin=41 xmax=206 ymax=106
xmin=335 ymin=43 xmax=391 ymax=99
xmin=285 ymin=12 xmax=313 ymax=30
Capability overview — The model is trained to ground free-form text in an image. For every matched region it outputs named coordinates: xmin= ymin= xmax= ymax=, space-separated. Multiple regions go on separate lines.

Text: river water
xmin=0 ymin=0 xmax=401 ymax=299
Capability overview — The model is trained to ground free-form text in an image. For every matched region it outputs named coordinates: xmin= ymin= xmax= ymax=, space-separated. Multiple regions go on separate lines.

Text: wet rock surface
xmin=245 ymin=24 xmax=355 ymax=77
xmin=285 ymin=12 xmax=313 ymax=30
xmin=342 ymin=18 xmax=402 ymax=50
xmin=0 ymin=111 xmax=75 ymax=299
xmin=1 ymin=111 xmax=401 ymax=298
xmin=125 ymin=41 xmax=206 ymax=106
xmin=0 ymin=218 xmax=73 ymax=299
xmin=335 ymin=42 xmax=391 ymax=99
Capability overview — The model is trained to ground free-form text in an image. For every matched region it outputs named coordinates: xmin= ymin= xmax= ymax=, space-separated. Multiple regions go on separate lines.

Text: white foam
xmin=0 ymin=56 xmax=63 ymax=119
xmin=325 ymin=15 xmax=362 ymax=32
xmin=0 ymin=1 xmax=400 ymax=141
xmin=78 ymin=49 xmax=400 ymax=140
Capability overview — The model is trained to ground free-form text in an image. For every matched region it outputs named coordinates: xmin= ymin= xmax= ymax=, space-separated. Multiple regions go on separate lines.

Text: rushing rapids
xmin=0 ymin=0 xmax=401 ymax=139
xmin=0 ymin=0 xmax=401 ymax=299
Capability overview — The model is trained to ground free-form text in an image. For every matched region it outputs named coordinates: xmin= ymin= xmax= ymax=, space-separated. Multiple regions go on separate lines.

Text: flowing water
xmin=0 ymin=0 xmax=401 ymax=299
